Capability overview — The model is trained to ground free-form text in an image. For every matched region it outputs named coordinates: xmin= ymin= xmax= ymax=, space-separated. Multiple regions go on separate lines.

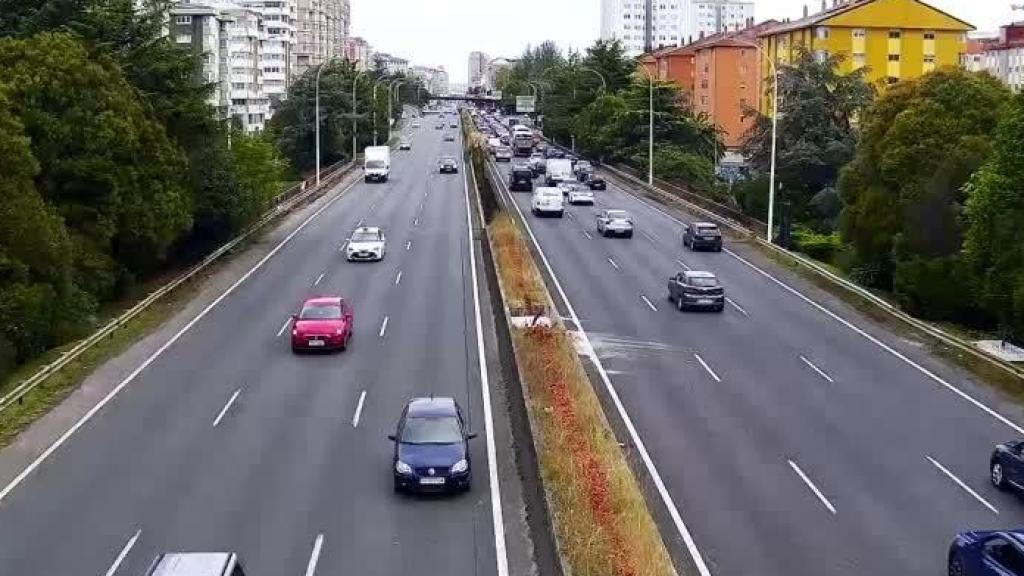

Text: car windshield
xmin=351 ymin=231 xmax=379 ymax=243
xmin=401 ymin=416 xmax=462 ymax=444
xmin=441 ymin=157 xmax=456 ymax=164
xmin=689 ymin=276 xmax=718 ymax=287
xmin=366 ymin=160 xmax=386 ymax=169
xmin=299 ymin=303 xmax=341 ymax=320
xmin=608 ymin=211 xmax=630 ymax=220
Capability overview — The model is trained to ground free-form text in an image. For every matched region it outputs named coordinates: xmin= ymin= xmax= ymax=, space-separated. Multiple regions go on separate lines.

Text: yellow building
xmin=757 ymin=0 xmax=973 ymax=112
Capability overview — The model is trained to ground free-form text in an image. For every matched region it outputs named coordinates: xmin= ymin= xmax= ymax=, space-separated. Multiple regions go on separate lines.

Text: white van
xmin=530 ymin=187 xmax=564 ymax=218
xmin=364 ymin=146 xmax=390 ymax=183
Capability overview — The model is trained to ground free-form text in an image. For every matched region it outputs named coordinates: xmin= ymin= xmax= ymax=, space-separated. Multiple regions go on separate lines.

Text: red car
xmin=290 ymin=296 xmax=354 ymax=352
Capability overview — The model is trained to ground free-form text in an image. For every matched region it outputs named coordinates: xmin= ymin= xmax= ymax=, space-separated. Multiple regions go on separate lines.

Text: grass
xmin=489 ymin=210 xmax=676 ymax=576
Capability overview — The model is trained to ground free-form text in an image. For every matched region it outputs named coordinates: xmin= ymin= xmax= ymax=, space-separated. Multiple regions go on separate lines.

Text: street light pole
xmin=636 ymin=65 xmax=655 ymax=186
xmin=735 ymin=39 xmax=780 ymax=243
xmin=314 ymin=60 xmax=331 ymax=187
xmin=388 ymin=80 xmax=404 ymax=142
xmin=351 ymin=69 xmax=367 ymax=161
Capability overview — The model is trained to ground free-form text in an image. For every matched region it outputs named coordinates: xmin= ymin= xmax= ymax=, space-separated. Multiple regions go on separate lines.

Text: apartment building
xmin=468 ymin=51 xmax=489 ymax=88
xmin=238 ymin=0 xmax=294 ymax=105
xmin=411 ymin=65 xmax=450 ymax=95
xmin=757 ymin=0 xmax=973 ymax=111
xmin=343 ymin=36 xmax=374 ymax=69
xmin=965 ymin=23 xmax=1024 ymax=92
xmin=374 ymin=53 xmax=409 ymax=76
xmin=602 ymin=0 xmax=753 ymax=55
xmin=170 ymin=3 xmax=271 ymax=131
xmin=682 ymin=0 xmax=755 ymax=44
xmin=293 ymin=0 xmax=350 ymax=76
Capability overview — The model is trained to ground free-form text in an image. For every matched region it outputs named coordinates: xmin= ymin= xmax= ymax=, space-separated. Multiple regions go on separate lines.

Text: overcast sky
xmin=351 ymin=1 xmax=1014 ymax=84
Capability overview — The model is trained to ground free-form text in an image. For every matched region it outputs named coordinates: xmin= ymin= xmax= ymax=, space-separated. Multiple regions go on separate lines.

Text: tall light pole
xmin=351 ymin=68 xmax=367 ymax=161
xmin=576 ymin=65 xmax=608 ymax=94
xmin=636 ymin=65 xmax=655 ymax=186
xmin=314 ymin=58 xmax=339 ymax=187
xmin=736 ymin=38 xmax=780 ymax=243
xmin=388 ymin=80 xmax=404 ymax=141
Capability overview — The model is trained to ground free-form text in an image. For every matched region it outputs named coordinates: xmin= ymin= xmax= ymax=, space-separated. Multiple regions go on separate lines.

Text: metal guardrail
xmin=0 ymin=159 xmax=359 ymax=413
xmin=602 ymin=163 xmax=1024 ymax=382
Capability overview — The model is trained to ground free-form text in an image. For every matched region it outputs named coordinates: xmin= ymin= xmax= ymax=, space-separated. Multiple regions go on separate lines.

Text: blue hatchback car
xmin=389 ymin=397 xmax=476 ymax=494
xmin=949 ymin=530 xmax=1024 ymax=575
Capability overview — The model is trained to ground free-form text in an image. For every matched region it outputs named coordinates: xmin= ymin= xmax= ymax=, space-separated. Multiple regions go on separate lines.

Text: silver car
xmin=596 ymin=209 xmax=634 ymax=238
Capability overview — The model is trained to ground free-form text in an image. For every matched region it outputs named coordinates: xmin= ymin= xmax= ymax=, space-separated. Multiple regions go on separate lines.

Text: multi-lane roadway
xmin=489 ymin=147 xmax=1024 ymax=576
xmin=0 ymin=119 xmax=517 ymax=575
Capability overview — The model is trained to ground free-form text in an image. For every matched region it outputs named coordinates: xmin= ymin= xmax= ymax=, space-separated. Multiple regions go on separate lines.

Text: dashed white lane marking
xmin=212 ymin=389 xmax=241 ymax=428
xmin=378 ymin=316 xmax=389 ymax=338
xmin=927 ymin=456 xmax=999 ymax=515
xmin=583 ymin=230 xmax=593 ymax=239
xmin=725 ymin=297 xmax=748 ymax=316
xmin=395 ymin=270 xmax=403 ymax=286
xmin=607 ymin=258 xmax=620 ymax=270
xmin=800 ymin=355 xmax=835 ymax=383
xmin=276 ymin=317 xmax=292 ymax=338
xmin=694 ymin=353 xmax=722 ymax=383
xmin=303 ymin=533 xmax=325 ymax=576
xmin=675 ymin=258 xmax=691 ymax=270
xmin=789 ymin=459 xmax=837 ymax=515
xmin=352 ymin=390 xmax=367 ymax=428
xmin=640 ymin=294 xmax=658 ymax=312
xmin=103 ymin=529 xmax=141 ymax=576
xmin=313 ymin=272 xmax=325 ymax=286
xmin=406 ymin=240 xmax=412 ymax=250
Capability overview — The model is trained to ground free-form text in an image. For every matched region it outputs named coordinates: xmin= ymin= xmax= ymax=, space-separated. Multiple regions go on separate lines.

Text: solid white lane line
xmin=394 ymin=270 xmax=403 ymax=286
xmin=928 ymin=456 xmax=999 ymax=515
xmin=103 ymin=529 xmax=141 ymax=576
xmin=276 ymin=317 xmax=292 ymax=338
xmin=405 ymin=240 xmax=412 ymax=250
xmin=352 ymin=390 xmax=367 ymax=428
xmin=640 ymin=294 xmax=658 ymax=312
xmin=583 ymin=230 xmax=593 ymax=239
xmin=0 ymin=177 xmax=361 ymax=506
xmin=788 ymin=460 xmax=837 ymax=515
xmin=313 ymin=272 xmax=325 ymax=286
xmin=725 ymin=249 xmax=1024 ymax=436
xmin=725 ymin=297 xmax=748 ymax=316
xmin=466 ymin=161 xmax=510 ymax=575
xmin=799 ymin=355 xmax=834 ymax=383
xmin=303 ymin=533 xmax=325 ymax=576
xmin=212 ymin=389 xmax=241 ymax=428
xmin=378 ymin=316 xmax=389 ymax=338
xmin=675 ymin=258 xmax=691 ymax=271
xmin=489 ymin=161 xmax=710 ymax=576
xmin=694 ymin=353 xmax=722 ymax=383
xmin=607 ymin=258 xmax=620 ymax=270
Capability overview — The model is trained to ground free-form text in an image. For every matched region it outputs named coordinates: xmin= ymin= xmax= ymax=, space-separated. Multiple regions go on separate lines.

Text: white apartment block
xmin=601 ymin=0 xmax=753 ymax=55
xmin=293 ymin=0 xmax=350 ymax=76
xmin=374 ymin=53 xmax=409 ymax=76
xmin=238 ymin=0 xmax=295 ymax=105
xmin=968 ymin=24 xmax=1024 ymax=92
xmin=468 ymin=51 xmax=489 ymax=88
xmin=410 ymin=65 xmax=449 ymax=95
xmin=170 ymin=3 xmax=271 ymax=132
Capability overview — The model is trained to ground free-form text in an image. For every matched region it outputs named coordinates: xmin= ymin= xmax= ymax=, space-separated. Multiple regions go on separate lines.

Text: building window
xmin=888 ymin=30 xmax=901 ymax=39
xmin=924 ymin=31 xmax=935 ymax=40
xmin=886 ymin=76 xmax=899 ymax=85
xmin=176 ymin=34 xmax=191 ymax=43
xmin=700 ymin=95 xmax=708 ymax=105
xmin=924 ymin=55 xmax=936 ymax=64
xmin=853 ymin=28 xmax=866 ymax=39
xmin=175 ymin=15 xmax=192 ymax=24
xmin=853 ymin=53 xmax=866 ymax=68
xmin=888 ymin=54 xmax=900 ymax=62
xmin=815 ymin=27 xmax=829 ymax=40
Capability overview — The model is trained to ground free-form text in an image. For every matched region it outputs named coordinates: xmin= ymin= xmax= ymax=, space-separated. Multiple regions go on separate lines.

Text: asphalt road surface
xmin=0 ymin=120 xmax=510 ymax=575
xmin=490 ymin=154 xmax=1024 ymax=576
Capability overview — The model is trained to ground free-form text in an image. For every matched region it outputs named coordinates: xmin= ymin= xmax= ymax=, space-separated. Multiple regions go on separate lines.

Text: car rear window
xmin=697 ymin=225 xmax=720 ymax=233
xmin=608 ymin=210 xmax=629 ymax=219
xmin=689 ymin=276 xmax=719 ymax=287
xmin=299 ymin=303 xmax=341 ymax=320
xmin=401 ymin=416 xmax=462 ymax=444
xmin=351 ymin=231 xmax=379 ymax=242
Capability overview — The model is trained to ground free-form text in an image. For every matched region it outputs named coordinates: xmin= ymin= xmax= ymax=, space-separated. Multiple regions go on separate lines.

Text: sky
xmin=350 ymin=1 xmax=1016 ymax=84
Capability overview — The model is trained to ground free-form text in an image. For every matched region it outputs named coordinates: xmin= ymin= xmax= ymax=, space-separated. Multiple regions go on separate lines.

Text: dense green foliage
xmin=0 ymin=0 xmax=289 ymax=380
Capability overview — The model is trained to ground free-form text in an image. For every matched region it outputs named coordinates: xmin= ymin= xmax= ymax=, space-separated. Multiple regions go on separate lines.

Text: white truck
xmin=544 ymin=158 xmax=575 ymax=187
xmin=364 ymin=146 xmax=391 ymax=183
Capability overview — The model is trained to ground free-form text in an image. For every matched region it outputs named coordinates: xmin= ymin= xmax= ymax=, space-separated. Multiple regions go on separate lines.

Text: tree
xmin=964 ymin=92 xmax=1024 ymax=339
xmin=581 ymin=39 xmax=634 ymax=94
xmin=838 ymin=68 xmax=1009 ymax=313
xmin=743 ymin=47 xmax=874 ymax=227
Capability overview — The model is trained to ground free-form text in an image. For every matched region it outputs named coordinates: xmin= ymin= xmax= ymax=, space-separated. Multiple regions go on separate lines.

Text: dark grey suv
xmin=683 ymin=222 xmax=723 ymax=252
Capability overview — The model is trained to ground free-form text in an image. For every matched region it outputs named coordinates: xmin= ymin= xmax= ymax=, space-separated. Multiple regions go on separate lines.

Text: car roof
xmin=694 ymin=222 xmax=718 ymax=227
xmin=407 ymin=396 xmax=458 ymax=417
xmin=684 ymin=270 xmax=717 ymax=279
xmin=149 ymin=553 xmax=235 ymax=576
xmin=353 ymin=226 xmax=382 ymax=234
xmin=303 ymin=296 xmax=342 ymax=306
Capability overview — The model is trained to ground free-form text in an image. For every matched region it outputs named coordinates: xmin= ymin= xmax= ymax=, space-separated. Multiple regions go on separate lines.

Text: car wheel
xmin=992 ymin=461 xmax=1006 ymax=489
xmin=556 ymin=211 xmax=563 ymax=218
xmin=677 ymin=296 xmax=685 ymax=311
xmin=948 ymin=554 xmax=966 ymax=576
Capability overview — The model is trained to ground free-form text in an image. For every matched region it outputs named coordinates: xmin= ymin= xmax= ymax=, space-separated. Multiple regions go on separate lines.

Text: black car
xmin=667 ymin=271 xmax=725 ymax=312
xmin=544 ymin=147 xmax=560 ymax=159
xmin=587 ymin=175 xmax=606 ymax=190
xmin=438 ymin=157 xmax=459 ymax=174
xmin=389 ymin=397 xmax=476 ymax=493
xmin=683 ymin=222 xmax=723 ymax=252
xmin=509 ymin=166 xmax=535 ymax=192
xmin=991 ymin=440 xmax=1024 ymax=492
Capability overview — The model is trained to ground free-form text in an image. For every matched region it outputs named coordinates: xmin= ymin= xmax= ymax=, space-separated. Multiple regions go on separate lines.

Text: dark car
xmin=389 ymin=397 xmax=476 ymax=494
xmin=683 ymin=222 xmax=723 ymax=252
xmin=528 ymin=155 xmax=546 ymax=175
xmin=991 ymin=440 xmax=1024 ymax=491
xmin=438 ymin=157 xmax=459 ymax=174
xmin=949 ymin=530 xmax=1024 ymax=576
xmin=667 ymin=271 xmax=725 ymax=312
xmin=587 ymin=175 xmax=607 ymax=190
xmin=510 ymin=166 xmax=535 ymax=192
xmin=544 ymin=147 xmax=560 ymax=159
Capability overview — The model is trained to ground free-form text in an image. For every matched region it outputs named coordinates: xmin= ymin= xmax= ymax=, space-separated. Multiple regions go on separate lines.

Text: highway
xmin=489 ymin=151 xmax=1024 ymax=576
xmin=0 ymin=119 xmax=512 ymax=575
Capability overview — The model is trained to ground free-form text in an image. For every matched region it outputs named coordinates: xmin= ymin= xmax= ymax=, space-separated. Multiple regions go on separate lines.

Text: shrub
xmin=791 ymin=226 xmax=841 ymax=263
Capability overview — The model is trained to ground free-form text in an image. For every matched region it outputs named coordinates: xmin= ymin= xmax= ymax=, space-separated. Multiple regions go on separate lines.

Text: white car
xmin=398 ymin=139 xmax=411 ymax=150
xmin=557 ymin=180 xmax=583 ymax=196
xmin=531 ymin=187 xmax=564 ymax=218
xmin=346 ymin=226 xmax=387 ymax=261
xmin=596 ymin=209 xmax=633 ymax=238
xmin=412 ymin=122 xmax=421 ymax=128
xmin=567 ymin=188 xmax=594 ymax=205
